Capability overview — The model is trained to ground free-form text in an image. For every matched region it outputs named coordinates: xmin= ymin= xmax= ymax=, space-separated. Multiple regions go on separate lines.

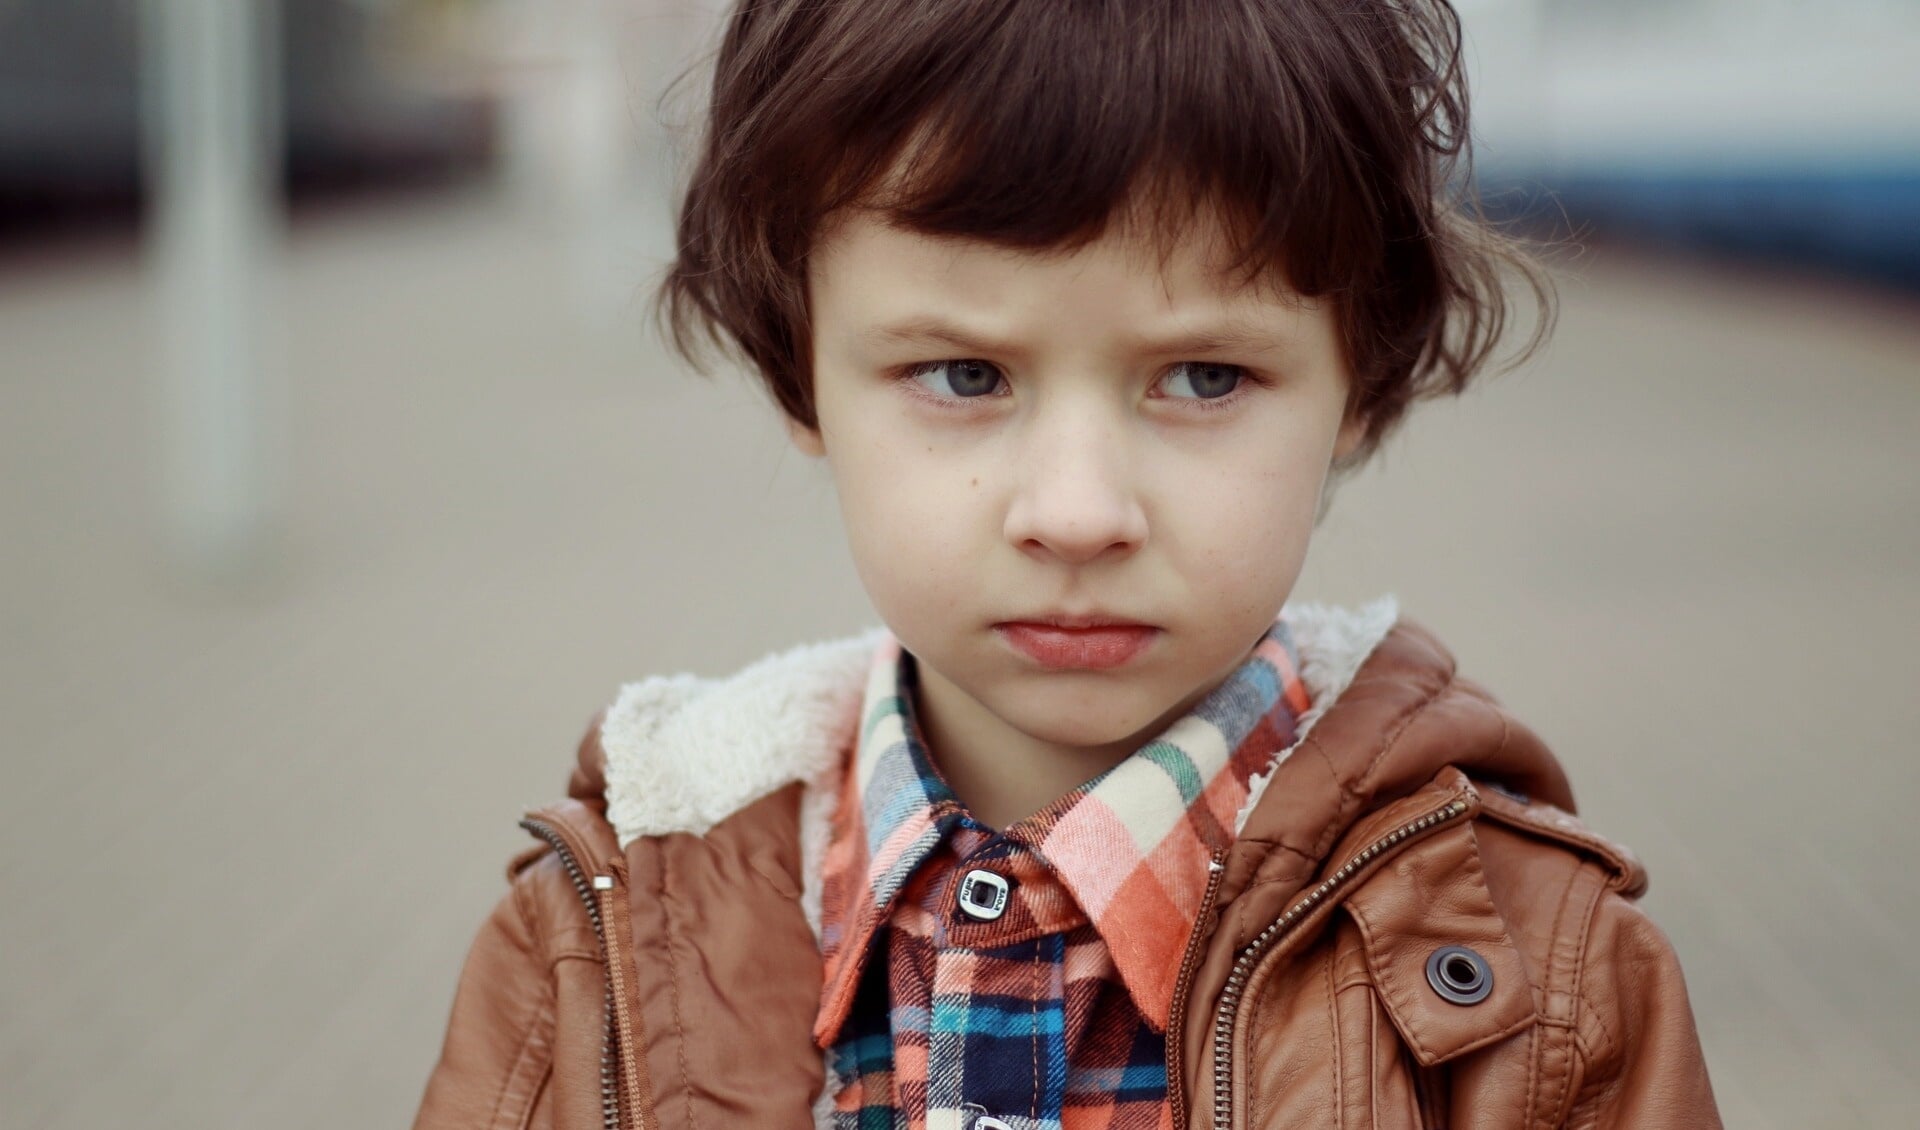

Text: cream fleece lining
xmin=1233 ymin=596 xmax=1402 ymax=834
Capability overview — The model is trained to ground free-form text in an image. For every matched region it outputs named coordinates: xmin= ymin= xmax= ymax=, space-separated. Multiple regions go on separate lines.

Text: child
xmin=415 ymin=1 xmax=1721 ymax=1127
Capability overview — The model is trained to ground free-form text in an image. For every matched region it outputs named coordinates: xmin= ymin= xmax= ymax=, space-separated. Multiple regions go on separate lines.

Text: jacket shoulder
xmin=1473 ymin=782 xmax=1648 ymax=898
xmin=1466 ymin=786 xmax=1721 ymax=1125
xmin=496 ymin=837 xmax=604 ymax=966
xmin=1467 ymin=781 xmax=1653 ymax=1042
xmin=413 ymin=841 xmax=599 ymax=1130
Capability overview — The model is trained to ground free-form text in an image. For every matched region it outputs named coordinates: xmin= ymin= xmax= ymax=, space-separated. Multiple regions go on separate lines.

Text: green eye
xmin=1163 ymin=362 xmax=1244 ymax=399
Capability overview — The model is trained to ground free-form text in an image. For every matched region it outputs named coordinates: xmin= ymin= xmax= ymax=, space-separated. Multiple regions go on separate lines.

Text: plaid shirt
xmin=815 ymin=617 xmax=1312 ymax=1130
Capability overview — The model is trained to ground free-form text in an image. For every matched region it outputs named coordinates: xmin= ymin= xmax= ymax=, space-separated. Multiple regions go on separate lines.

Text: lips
xmin=1012 ymin=612 xmax=1151 ymax=629
xmin=994 ymin=619 xmax=1159 ymax=669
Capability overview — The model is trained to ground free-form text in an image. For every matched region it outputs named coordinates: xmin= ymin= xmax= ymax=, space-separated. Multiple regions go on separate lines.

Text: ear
xmin=784 ymin=412 xmax=826 ymax=458
xmin=1331 ymin=410 xmax=1367 ymax=465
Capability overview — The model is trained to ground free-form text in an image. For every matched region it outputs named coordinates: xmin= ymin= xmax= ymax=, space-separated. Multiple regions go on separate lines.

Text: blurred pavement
xmin=2 ymin=188 xmax=1917 ymax=1128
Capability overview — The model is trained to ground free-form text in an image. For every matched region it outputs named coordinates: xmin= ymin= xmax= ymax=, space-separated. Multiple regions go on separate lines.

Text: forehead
xmin=809 ymin=203 xmax=1310 ymax=328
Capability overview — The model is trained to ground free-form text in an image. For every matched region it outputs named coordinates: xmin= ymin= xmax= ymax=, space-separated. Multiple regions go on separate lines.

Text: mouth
xmin=1009 ymin=612 xmax=1154 ymax=629
xmin=992 ymin=618 xmax=1160 ymax=670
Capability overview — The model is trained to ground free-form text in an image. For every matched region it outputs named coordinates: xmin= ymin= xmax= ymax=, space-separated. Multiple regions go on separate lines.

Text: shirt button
xmin=955 ymin=868 xmax=1012 ymax=921
xmin=973 ymin=1118 xmax=1014 ymax=1130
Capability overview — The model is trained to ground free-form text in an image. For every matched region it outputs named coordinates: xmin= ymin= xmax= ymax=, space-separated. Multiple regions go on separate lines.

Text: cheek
xmin=1166 ymin=440 xmax=1328 ymax=606
xmin=1252 ymin=448 xmax=1330 ymax=552
xmin=830 ymin=429 xmax=983 ymax=618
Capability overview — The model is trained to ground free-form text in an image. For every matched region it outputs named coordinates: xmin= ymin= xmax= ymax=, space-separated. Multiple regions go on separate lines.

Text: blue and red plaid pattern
xmin=816 ymin=616 xmax=1312 ymax=1130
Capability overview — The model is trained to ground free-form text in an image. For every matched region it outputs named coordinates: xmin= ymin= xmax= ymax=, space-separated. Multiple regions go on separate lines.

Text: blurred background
xmin=2 ymin=1 xmax=1915 ymax=1126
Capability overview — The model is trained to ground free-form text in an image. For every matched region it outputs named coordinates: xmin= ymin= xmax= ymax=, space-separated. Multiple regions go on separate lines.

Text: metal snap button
xmin=955 ymin=868 xmax=1012 ymax=921
xmin=1425 ymin=944 xmax=1494 ymax=1005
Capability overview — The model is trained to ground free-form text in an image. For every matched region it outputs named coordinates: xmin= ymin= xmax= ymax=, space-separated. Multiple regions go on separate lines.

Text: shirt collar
xmin=814 ymin=616 xmax=1312 ymax=1043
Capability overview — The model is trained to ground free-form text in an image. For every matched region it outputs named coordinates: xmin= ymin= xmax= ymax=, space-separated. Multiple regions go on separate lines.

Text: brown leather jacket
xmin=413 ymin=607 xmax=1721 ymax=1129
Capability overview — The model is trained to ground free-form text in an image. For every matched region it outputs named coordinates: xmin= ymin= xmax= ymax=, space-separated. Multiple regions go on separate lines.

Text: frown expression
xmin=793 ymin=204 xmax=1363 ymax=765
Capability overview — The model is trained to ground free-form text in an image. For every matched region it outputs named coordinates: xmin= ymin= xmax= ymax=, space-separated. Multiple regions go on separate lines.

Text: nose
xmin=1002 ymin=403 xmax=1149 ymax=566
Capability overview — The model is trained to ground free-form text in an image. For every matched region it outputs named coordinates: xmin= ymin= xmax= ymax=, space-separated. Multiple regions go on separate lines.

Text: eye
xmin=1159 ymin=361 xmax=1246 ymax=400
xmin=903 ymin=359 xmax=1006 ymax=400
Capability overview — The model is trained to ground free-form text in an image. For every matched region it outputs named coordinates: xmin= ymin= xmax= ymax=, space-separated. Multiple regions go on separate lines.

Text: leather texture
xmin=413 ymin=621 xmax=1722 ymax=1129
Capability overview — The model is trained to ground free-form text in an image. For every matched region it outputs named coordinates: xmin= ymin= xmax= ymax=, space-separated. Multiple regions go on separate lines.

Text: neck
xmin=909 ymin=657 xmax=1205 ymax=830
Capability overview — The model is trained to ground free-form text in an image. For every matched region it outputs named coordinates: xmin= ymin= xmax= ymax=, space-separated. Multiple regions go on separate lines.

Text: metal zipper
xmin=521 ymin=817 xmax=627 ymax=1130
xmin=1166 ymin=849 xmax=1228 ymax=1130
xmin=1208 ymin=798 xmax=1470 ymax=1130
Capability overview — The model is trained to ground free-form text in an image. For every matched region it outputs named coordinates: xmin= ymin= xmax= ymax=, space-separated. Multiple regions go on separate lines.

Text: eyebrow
xmin=858 ymin=318 xmax=1016 ymax=355
xmin=856 ymin=315 xmax=1296 ymax=357
xmin=1139 ymin=321 xmax=1295 ymax=356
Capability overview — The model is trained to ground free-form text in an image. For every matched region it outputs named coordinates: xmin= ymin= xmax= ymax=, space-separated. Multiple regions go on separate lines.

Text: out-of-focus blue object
xmin=1459 ymin=0 xmax=1920 ymax=293
xmin=1486 ymin=164 xmax=1920 ymax=292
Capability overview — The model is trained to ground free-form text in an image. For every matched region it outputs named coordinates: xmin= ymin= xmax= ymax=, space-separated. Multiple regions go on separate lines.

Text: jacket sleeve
xmin=1565 ymin=891 xmax=1722 ymax=1129
xmin=413 ymin=857 xmax=558 ymax=1130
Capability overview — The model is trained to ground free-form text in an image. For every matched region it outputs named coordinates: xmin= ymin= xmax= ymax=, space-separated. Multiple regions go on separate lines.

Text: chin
xmin=996 ymin=691 xmax=1167 ymax=750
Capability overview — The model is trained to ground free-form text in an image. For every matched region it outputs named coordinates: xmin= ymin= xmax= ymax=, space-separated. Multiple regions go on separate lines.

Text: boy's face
xmin=794 ymin=203 xmax=1363 ymax=771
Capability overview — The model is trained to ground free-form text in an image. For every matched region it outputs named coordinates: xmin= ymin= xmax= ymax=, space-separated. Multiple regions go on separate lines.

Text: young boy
xmin=415 ymin=1 xmax=1720 ymax=1127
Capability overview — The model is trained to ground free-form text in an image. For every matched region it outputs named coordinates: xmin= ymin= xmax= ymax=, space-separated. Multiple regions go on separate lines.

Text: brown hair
xmin=654 ymin=0 xmax=1555 ymax=466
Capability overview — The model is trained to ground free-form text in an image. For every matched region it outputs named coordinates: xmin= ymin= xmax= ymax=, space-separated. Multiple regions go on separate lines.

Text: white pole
xmin=142 ymin=0 xmax=284 ymax=583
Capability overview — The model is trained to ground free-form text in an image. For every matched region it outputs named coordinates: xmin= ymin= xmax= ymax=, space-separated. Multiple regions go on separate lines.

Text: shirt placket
xmin=920 ymin=828 xmax=1075 ymax=1130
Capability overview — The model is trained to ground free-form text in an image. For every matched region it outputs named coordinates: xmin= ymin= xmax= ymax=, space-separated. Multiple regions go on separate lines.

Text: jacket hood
xmin=568 ymin=599 xmax=1585 ymax=916
xmin=1230 ymin=605 xmax=1578 ymax=870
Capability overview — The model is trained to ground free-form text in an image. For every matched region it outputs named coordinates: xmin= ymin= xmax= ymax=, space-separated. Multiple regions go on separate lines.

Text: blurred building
xmin=1465 ymin=0 xmax=1920 ymax=289
xmin=0 ymin=0 xmax=495 ymax=241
